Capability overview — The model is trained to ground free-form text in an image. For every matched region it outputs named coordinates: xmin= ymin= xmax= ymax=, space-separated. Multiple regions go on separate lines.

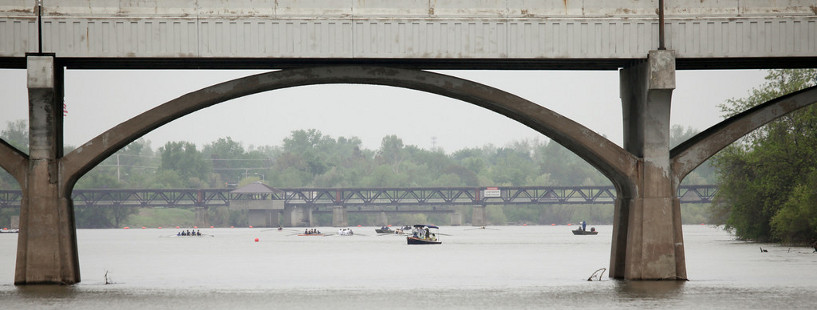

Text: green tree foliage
xmin=159 ymin=141 xmax=211 ymax=188
xmin=712 ymin=69 xmax=817 ymax=243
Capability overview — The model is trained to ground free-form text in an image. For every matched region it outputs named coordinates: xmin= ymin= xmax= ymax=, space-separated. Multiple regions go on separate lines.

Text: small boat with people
xmin=375 ymin=226 xmax=395 ymax=234
xmin=572 ymin=220 xmax=597 ymax=235
xmin=407 ymin=224 xmax=442 ymax=245
xmin=337 ymin=228 xmax=354 ymax=236
xmin=0 ymin=228 xmax=19 ymax=234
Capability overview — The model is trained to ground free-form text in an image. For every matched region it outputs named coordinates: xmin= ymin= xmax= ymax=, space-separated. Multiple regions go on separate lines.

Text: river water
xmin=1 ymin=225 xmax=816 ymax=309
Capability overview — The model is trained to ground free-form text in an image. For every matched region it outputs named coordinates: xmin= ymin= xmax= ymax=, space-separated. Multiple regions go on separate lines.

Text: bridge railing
xmin=0 ymin=185 xmax=717 ymax=209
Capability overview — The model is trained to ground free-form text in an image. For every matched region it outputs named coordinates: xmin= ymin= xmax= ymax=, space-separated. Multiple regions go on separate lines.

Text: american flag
xmin=63 ymin=103 xmax=67 ymax=116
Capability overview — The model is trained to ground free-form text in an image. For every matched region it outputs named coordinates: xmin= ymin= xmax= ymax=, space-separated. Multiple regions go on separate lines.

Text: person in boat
xmin=581 ymin=221 xmax=587 ymax=231
xmin=812 ymin=240 xmax=817 ymax=253
xmin=424 ymin=227 xmax=430 ymax=239
xmin=197 ymin=230 xmax=201 ymax=236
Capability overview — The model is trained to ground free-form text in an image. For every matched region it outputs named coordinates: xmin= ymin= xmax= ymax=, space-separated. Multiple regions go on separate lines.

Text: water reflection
xmin=615 ymin=280 xmax=685 ymax=299
xmin=15 ymin=284 xmax=79 ymax=302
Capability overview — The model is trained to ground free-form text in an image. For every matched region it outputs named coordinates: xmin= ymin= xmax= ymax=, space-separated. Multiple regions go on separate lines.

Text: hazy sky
xmin=0 ymin=68 xmax=767 ymax=153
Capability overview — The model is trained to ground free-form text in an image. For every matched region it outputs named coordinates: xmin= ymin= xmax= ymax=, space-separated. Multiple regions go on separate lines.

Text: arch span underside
xmin=60 ymin=66 xmax=637 ymax=196
xmin=671 ymin=85 xmax=817 ymax=183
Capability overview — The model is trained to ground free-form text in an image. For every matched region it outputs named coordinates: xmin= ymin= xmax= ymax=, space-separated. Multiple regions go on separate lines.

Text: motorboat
xmin=572 ymin=227 xmax=598 ymax=235
xmin=406 ymin=224 xmax=442 ymax=245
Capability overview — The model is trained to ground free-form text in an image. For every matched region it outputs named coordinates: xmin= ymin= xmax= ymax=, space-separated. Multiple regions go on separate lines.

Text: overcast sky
xmin=0 ymin=68 xmax=767 ymax=153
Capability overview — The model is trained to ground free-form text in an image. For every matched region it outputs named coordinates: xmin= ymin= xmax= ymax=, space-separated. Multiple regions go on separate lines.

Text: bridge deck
xmin=1 ymin=0 xmax=816 ymax=69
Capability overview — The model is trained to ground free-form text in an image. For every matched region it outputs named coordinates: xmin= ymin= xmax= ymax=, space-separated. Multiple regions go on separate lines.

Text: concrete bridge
xmin=1 ymin=0 xmax=817 ymax=284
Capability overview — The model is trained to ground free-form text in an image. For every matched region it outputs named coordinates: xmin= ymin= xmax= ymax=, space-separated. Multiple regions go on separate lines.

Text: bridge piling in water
xmin=611 ymin=50 xmax=686 ymax=280
xmin=471 ymin=205 xmax=487 ymax=227
xmin=332 ymin=206 xmax=348 ymax=227
xmin=15 ymin=55 xmax=80 ymax=285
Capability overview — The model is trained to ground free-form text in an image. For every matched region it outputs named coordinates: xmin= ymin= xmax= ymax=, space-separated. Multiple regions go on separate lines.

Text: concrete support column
xmin=248 ymin=209 xmax=279 ymax=227
xmin=332 ymin=206 xmax=348 ymax=227
xmin=282 ymin=206 xmax=313 ymax=227
xmin=471 ymin=205 xmax=487 ymax=226
xmin=16 ymin=55 xmax=80 ymax=285
xmin=376 ymin=212 xmax=388 ymax=226
xmin=304 ymin=206 xmax=314 ymax=227
xmin=194 ymin=207 xmax=209 ymax=228
xmin=450 ymin=209 xmax=463 ymax=226
xmin=612 ymin=50 xmax=685 ymax=280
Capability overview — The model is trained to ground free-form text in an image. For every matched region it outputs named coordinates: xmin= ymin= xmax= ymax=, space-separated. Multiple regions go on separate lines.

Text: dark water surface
xmin=1 ymin=225 xmax=816 ymax=309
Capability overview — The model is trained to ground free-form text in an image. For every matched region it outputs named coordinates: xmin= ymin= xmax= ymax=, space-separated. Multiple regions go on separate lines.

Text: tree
xmin=712 ymin=69 xmax=817 ymax=243
xmin=204 ymin=137 xmax=249 ymax=185
xmin=158 ymin=141 xmax=211 ymax=188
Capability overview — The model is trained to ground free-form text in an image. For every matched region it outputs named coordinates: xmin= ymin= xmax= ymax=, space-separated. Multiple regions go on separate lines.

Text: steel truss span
xmin=0 ymin=185 xmax=717 ymax=209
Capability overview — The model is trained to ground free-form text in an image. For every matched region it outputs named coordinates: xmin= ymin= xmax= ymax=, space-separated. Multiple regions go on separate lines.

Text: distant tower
xmin=431 ymin=136 xmax=437 ymax=149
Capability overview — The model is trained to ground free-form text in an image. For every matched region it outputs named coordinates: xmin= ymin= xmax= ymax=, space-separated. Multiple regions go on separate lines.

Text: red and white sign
xmin=484 ymin=187 xmax=500 ymax=198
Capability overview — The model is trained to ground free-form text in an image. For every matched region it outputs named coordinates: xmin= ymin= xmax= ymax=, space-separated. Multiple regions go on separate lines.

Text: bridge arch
xmin=670 ymin=85 xmax=817 ymax=185
xmin=59 ymin=66 xmax=637 ymax=196
xmin=0 ymin=140 xmax=27 ymax=186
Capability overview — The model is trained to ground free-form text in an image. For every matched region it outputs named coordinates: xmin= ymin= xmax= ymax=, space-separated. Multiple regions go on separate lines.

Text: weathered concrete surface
xmin=450 ymin=209 xmax=464 ymax=226
xmin=15 ymin=55 xmax=80 ymax=285
xmin=282 ymin=205 xmax=313 ymax=227
xmin=471 ymin=205 xmax=487 ymax=227
xmin=2 ymin=0 xmax=815 ymax=67
xmin=612 ymin=50 xmax=685 ymax=280
xmin=248 ymin=209 xmax=280 ymax=228
xmin=332 ymin=206 xmax=348 ymax=227
xmin=376 ymin=211 xmax=388 ymax=226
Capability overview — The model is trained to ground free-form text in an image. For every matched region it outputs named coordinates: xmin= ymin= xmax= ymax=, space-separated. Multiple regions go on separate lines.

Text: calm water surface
xmin=1 ymin=225 xmax=816 ymax=309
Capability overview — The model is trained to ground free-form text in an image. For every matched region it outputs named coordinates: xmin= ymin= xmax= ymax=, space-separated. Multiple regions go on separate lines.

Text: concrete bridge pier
xmin=283 ymin=205 xmax=313 ymax=227
xmin=248 ymin=209 xmax=279 ymax=227
xmin=471 ymin=205 xmax=487 ymax=226
xmin=450 ymin=209 xmax=463 ymax=226
xmin=15 ymin=54 xmax=81 ymax=285
xmin=332 ymin=206 xmax=348 ymax=227
xmin=611 ymin=50 xmax=686 ymax=280
xmin=194 ymin=207 xmax=209 ymax=228
xmin=376 ymin=212 xmax=388 ymax=226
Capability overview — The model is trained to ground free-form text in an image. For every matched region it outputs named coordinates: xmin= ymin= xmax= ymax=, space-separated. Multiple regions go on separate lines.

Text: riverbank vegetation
xmin=712 ymin=69 xmax=817 ymax=244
